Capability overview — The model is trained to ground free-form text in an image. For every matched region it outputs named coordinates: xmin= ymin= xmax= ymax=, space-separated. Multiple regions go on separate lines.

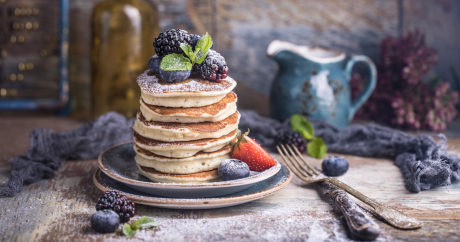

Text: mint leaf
xmin=195 ymin=49 xmax=208 ymax=64
xmin=180 ymin=43 xmax=193 ymax=58
xmin=290 ymin=114 xmax=328 ymax=158
xmin=307 ymin=137 xmax=327 ymax=158
xmin=189 ymin=48 xmax=199 ymax=64
xmin=123 ymin=217 xmax=158 ymax=237
xmin=290 ymin=114 xmax=315 ymax=140
xmin=131 ymin=216 xmax=158 ymax=230
xmin=180 ymin=43 xmax=202 ymax=65
xmin=195 ymin=32 xmax=212 ymax=53
xmin=123 ymin=224 xmax=137 ymax=237
xmin=195 ymin=33 xmax=212 ymax=64
xmin=190 ymin=49 xmax=200 ymax=65
xmin=160 ymin=53 xmax=192 ymax=71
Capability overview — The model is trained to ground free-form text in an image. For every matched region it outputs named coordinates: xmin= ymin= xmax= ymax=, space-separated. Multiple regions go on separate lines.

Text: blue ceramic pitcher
xmin=267 ymin=40 xmax=377 ymax=127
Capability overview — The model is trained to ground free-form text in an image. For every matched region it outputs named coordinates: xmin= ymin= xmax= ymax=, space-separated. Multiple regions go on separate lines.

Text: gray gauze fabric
xmin=2 ymin=110 xmax=458 ymax=196
xmin=0 ymin=112 xmax=134 ymax=197
xmin=239 ymin=110 xmax=460 ymax=193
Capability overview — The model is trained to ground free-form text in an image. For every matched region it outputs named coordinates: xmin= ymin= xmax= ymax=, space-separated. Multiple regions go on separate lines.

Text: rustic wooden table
xmin=1 ymin=114 xmax=460 ymax=242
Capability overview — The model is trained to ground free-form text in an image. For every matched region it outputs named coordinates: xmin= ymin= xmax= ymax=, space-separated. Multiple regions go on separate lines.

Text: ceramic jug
xmin=267 ymin=40 xmax=377 ymax=127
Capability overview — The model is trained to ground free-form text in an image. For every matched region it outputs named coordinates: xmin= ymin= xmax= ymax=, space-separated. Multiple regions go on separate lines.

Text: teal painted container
xmin=267 ymin=40 xmax=377 ymax=128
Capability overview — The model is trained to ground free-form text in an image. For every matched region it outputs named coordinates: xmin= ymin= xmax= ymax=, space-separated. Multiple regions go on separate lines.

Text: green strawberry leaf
xmin=131 ymin=216 xmax=158 ymax=230
xmin=122 ymin=224 xmax=137 ymax=237
xmin=231 ymin=129 xmax=249 ymax=153
xmin=307 ymin=137 xmax=327 ymax=158
xmin=290 ymin=114 xmax=315 ymax=140
xmin=195 ymin=33 xmax=212 ymax=64
xmin=160 ymin=53 xmax=192 ymax=71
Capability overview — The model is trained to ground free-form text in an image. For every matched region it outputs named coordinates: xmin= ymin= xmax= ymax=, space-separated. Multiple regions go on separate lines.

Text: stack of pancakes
xmin=132 ymin=70 xmax=239 ymax=183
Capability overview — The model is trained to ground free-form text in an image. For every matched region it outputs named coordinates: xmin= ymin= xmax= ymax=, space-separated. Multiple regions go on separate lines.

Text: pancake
xmin=134 ymin=144 xmax=232 ymax=161
xmin=139 ymin=92 xmax=237 ymax=123
xmin=137 ymin=164 xmax=220 ymax=183
xmin=137 ymin=70 xmax=237 ymax=107
xmin=132 ymin=111 xmax=240 ymax=142
xmin=133 ymin=130 xmax=237 ymax=158
xmin=134 ymin=145 xmax=231 ymax=174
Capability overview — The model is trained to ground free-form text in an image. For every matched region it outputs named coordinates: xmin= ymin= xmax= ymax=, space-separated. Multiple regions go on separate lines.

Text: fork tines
xmin=276 ymin=144 xmax=319 ymax=182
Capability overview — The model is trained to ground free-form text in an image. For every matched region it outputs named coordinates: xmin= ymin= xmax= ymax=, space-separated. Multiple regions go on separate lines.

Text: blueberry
xmin=91 ymin=209 xmax=120 ymax=233
xmin=159 ymin=69 xmax=191 ymax=83
xmin=148 ymin=55 xmax=162 ymax=74
xmin=321 ymin=156 xmax=349 ymax=176
xmin=218 ymin=159 xmax=250 ymax=181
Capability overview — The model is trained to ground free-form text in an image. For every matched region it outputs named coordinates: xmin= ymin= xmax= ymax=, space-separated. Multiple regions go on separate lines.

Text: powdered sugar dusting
xmin=99 ymin=203 xmax=394 ymax=242
xmin=137 ymin=70 xmax=236 ymax=95
xmin=60 ymin=207 xmax=369 ymax=242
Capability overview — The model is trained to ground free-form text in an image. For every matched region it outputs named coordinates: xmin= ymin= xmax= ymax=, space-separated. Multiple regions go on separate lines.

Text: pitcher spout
xmin=267 ymin=40 xmax=301 ymax=63
xmin=267 ymin=40 xmax=307 ymax=70
xmin=267 ymin=40 xmax=345 ymax=64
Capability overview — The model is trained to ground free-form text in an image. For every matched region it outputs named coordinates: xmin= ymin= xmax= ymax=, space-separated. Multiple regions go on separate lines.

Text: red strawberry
xmin=231 ymin=129 xmax=276 ymax=172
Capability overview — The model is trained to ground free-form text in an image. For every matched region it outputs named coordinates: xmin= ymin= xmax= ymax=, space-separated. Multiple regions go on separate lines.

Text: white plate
xmin=98 ymin=142 xmax=282 ymax=198
xmin=93 ymin=166 xmax=291 ymax=209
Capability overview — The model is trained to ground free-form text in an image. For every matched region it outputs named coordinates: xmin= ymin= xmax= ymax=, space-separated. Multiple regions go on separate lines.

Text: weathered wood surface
xmin=1 ymin=115 xmax=460 ymax=241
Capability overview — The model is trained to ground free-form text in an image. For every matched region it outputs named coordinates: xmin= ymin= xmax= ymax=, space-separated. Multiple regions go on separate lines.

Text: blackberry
xmin=275 ymin=130 xmax=307 ymax=153
xmin=193 ymin=50 xmax=228 ymax=82
xmin=189 ymin=34 xmax=214 ymax=51
xmin=153 ymin=29 xmax=192 ymax=57
xmin=95 ymin=191 xmax=135 ymax=223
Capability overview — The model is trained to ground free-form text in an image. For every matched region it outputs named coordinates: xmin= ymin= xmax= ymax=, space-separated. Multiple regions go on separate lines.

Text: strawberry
xmin=231 ymin=129 xmax=276 ymax=172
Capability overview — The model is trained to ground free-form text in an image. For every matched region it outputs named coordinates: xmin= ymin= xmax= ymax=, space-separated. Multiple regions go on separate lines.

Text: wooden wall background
xmin=69 ymin=0 xmax=460 ymax=119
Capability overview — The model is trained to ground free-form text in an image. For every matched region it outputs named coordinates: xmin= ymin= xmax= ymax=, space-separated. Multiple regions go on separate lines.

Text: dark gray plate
xmin=93 ymin=163 xmax=291 ymax=209
xmin=98 ymin=142 xmax=282 ymax=198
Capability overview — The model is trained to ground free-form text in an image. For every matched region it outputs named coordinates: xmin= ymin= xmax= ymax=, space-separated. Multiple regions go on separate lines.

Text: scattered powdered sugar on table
xmin=97 ymin=204 xmax=393 ymax=242
xmin=9 ymin=163 xmax=395 ymax=242
xmin=137 ymin=70 xmax=235 ymax=95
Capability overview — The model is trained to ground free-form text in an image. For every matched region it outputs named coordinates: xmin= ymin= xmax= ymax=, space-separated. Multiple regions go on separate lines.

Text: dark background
xmin=67 ymin=0 xmax=460 ymax=118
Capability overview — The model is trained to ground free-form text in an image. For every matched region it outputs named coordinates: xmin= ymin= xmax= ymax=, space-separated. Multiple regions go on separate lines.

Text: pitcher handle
xmin=344 ymin=55 xmax=377 ymax=121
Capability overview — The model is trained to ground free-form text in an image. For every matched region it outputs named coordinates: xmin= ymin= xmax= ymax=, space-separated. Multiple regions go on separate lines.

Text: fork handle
xmin=328 ymin=178 xmax=422 ymax=230
xmin=323 ymin=183 xmax=380 ymax=240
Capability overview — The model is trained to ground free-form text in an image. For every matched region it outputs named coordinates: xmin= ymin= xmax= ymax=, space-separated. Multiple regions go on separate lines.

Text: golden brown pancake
xmin=133 ymin=130 xmax=237 ymax=158
xmin=134 ymin=144 xmax=232 ymax=161
xmin=137 ymin=164 xmax=220 ymax=183
xmin=139 ymin=92 xmax=237 ymax=123
xmin=134 ymin=145 xmax=232 ymax=174
xmin=132 ymin=111 xmax=240 ymax=142
xmin=134 ymin=152 xmax=230 ymax=174
xmin=138 ymin=71 xmax=236 ymax=96
xmin=137 ymin=70 xmax=237 ymax=107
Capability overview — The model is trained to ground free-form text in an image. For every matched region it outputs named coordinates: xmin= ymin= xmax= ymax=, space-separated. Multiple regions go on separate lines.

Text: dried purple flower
xmin=351 ymin=30 xmax=459 ymax=131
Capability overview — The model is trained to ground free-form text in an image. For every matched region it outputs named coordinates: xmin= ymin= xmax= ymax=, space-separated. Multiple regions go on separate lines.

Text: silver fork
xmin=276 ymin=144 xmax=422 ymax=230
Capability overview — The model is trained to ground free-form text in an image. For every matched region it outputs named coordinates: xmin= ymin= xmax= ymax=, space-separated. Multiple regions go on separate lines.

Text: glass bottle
xmin=91 ymin=0 xmax=159 ymax=118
